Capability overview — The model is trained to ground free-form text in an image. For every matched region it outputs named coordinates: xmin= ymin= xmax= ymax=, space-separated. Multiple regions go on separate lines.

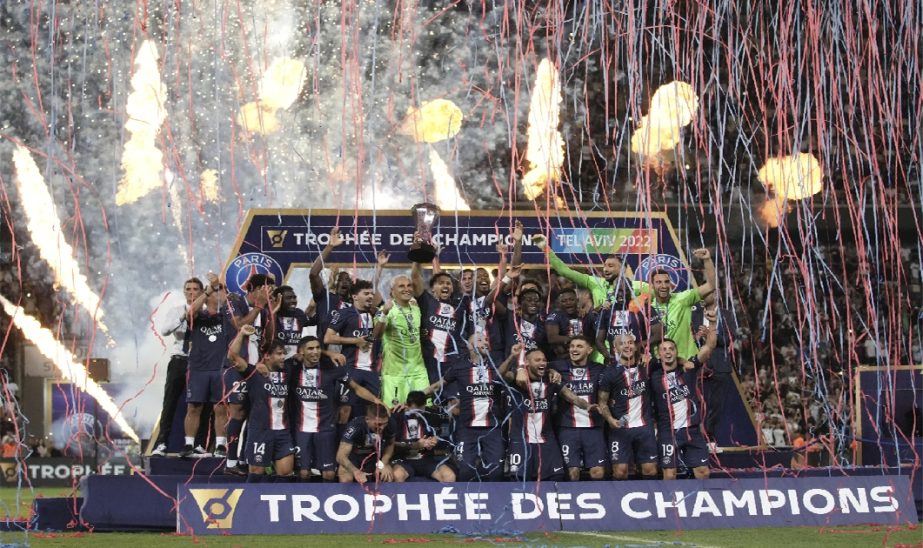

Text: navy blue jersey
xmin=599 ymin=308 xmax=647 ymax=347
xmin=187 ymin=310 xmax=227 ymax=371
xmin=274 ymin=308 xmax=309 ymax=356
xmin=313 ymin=290 xmax=349 ymax=345
xmin=598 ymin=363 xmax=654 ymax=428
xmin=442 ymin=356 xmax=507 ymax=429
xmin=470 ymin=293 xmax=506 ymax=356
xmin=504 ymin=313 xmax=547 ymax=358
xmin=225 ymin=293 xmax=269 ymax=365
xmin=286 ymin=359 xmax=349 ymax=433
xmin=327 ymin=306 xmax=379 ymax=372
xmin=510 ymin=379 xmax=561 ymax=444
xmin=420 ymin=292 xmax=473 ymax=364
xmin=545 ymin=309 xmax=587 ymax=358
xmin=341 ymin=416 xmax=395 ymax=457
xmin=549 ymin=359 xmax=605 ymax=428
xmin=651 ymin=358 xmax=704 ymax=431
xmin=243 ymin=364 xmax=289 ymax=431
xmin=391 ymin=409 xmax=445 ymax=458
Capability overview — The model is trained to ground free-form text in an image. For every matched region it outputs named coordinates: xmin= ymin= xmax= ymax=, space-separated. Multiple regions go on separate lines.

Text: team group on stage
xmin=152 ymin=222 xmax=734 ymax=484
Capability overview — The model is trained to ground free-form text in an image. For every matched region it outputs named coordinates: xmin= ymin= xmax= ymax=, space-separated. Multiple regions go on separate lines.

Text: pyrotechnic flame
xmin=237 ymin=57 xmax=306 ymax=135
xmin=758 ymin=195 xmax=787 ymax=228
xmin=757 ymin=153 xmax=823 ymax=201
xmin=200 ymin=169 xmax=220 ymax=202
xmin=116 ymin=40 xmax=168 ymax=206
xmin=13 ymin=146 xmax=110 ymax=335
xmin=400 ymin=99 xmax=464 ymax=143
xmin=630 ymin=81 xmax=699 ymax=170
xmin=0 ymin=295 xmax=139 ymax=443
xmin=521 ymin=58 xmax=564 ymax=200
xmin=428 ymin=148 xmax=470 ymax=211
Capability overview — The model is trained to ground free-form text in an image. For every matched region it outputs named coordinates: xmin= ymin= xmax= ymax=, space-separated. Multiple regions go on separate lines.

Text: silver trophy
xmin=408 ymin=203 xmax=440 ymax=263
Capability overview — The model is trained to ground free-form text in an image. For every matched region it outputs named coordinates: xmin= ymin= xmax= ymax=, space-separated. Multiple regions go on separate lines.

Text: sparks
xmin=521 ymin=58 xmax=564 ymax=200
xmin=13 ymin=145 xmax=111 ymax=335
xmin=237 ymin=57 xmax=306 ymax=135
xmin=116 ymin=40 xmax=168 ymax=206
xmin=428 ymin=148 xmax=470 ymax=211
xmin=0 ymin=295 xmax=139 ymax=443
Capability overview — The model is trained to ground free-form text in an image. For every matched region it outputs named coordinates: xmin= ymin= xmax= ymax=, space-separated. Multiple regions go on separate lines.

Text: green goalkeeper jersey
xmin=379 ymin=303 xmax=426 ymax=376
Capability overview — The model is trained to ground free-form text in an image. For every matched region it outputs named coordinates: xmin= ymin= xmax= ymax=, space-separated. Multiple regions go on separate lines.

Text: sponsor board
xmin=178 ymin=476 xmax=916 ymax=535
xmin=0 ymin=457 xmax=135 ymax=487
xmin=225 ymin=210 xmax=689 ymax=291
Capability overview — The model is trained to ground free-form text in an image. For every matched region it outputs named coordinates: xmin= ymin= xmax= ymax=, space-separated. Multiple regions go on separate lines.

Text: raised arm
xmin=533 ymin=234 xmax=602 ymax=292
xmin=309 ymin=228 xmax=344 ymax=296
xmin=411 ymin=262 xmax=425 ymax=298
xmin=695 ymin=312 xmax=718 ymax=363
xmin=510 ymin=221 xmax=524 ymax=268
xmin=497 ymin=343 xmax=522 ymax=377
xmin=348 ymin=379 xmax=386 ymax=408
xmin=691 ymin=248 xmax=717 ymax=300
xmin=227 ymin=325 xmax=255 ymax=372
xmin=373 ymin=251 xmax=390 ymax=303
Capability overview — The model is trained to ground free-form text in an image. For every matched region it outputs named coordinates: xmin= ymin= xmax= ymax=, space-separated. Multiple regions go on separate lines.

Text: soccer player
xmin=550 ymin=336 xmax=607 ymax=480
xmin=390 ymin=391 xmax=456 ymax=483
xmin=651 ymin=324 xmax=717 ymax=480
xmin=412 ymin=262 xmax=473 ymax=385
xmin=374 ymin=275 xmax=429 ymax=407
xmin=425 ymin=336 xmax=521 ymax=481
xmin=545 ymin=287 xmax=587 ymax=359
xmin=597 ymin=333 xmax=658 ymax=480
xmin=324 ymin=279 xmax=380 ymax=418
xmin=227 ymin=325 xmax=295 ymax=482
xmin=336 ymin=403 xmax=396 ymax=484
xmin=642 ymin=248 xmax=716 ymax=359
xmin=269 ymin=285 xmax=309 ymax=358
xmin=287 ymin=336 xmax=383 ymax=482
xmin=180 ymin=279 xmax=228 ymax=458
xmin=533 ymin=234 xmax=635 ymax=308
xmin=308 ymin=227 xmax=353 ymax=347
xmin=596 ymin=303 xmax=649 ymax=364
xmin=508 ymin=348 xmax=593 ymax=481
xmin=692 ymin=296 xmax=738 ymax=453
xmin=151 ymin=277 xmax=203 ymax=456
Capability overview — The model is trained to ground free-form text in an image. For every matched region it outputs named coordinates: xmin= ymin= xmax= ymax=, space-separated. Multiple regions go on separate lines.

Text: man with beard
xmin=336 ymin=403 xmax=396 ymax=484
xmin=502 ymin=287 xmax=548 ymax=363
xmin=533 ymin=235 xmax=635 ymax=309
xmin=309 ymin=228 xmax=353 ymax=348
xmin=412 ymin=262 xmax=473 ymax=386
xmin=425 ymin=335 xmax=521 ymax=481
xmin=545 ymin=287 xmax=589 ymax=360
xmin=181 ymin=277 xmax=229 ymax=458
xmin=269 ymin=285 xmax=309 ymax=358
xmin=374 ymin=275 xmax=429 ymax=407
xmin=651 ymin=323 xmax=717 ymax=480
xmin=286 ymin=336 xmax=383 ymax=482
xmin=550 ymin=336 xmax=607 ymax=480
xmin=598 ymin=333 xmax=658 ymax=480
xmin=507 ymin=348 xmax=593 ymax=481
xmin=324 ymin=280 xmax=380 ymax=419
xmin=227 ymin=326 xmax=294 ymax=482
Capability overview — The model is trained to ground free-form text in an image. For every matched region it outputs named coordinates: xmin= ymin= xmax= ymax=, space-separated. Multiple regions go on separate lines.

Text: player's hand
xmin=353 ymin=470 xmax=368 ymax=484
xmin=514 ymin=367 xmax=530 ymax=390
xmin=548 ymin=369 xmax=562 ymax=384
xmin=512 ymin=221 xmax=524 ymax=242
xmin=379 ymin=463 xmax=395 ymax=482
xmin=704 ymin=309 xmax=717 ymax=322
xmin=692 ymin=248 xmax=711 ymax=261
xmin=329 ymin=228 xmax=345 ymax=248
xmin=240 ymin=325 xmax=256 ymax=337
xmin=509 ymin=343 xmax=524 ymax=357
xmin=533 ymin=234 xmax=547 ymax=250
xmin=420 ymin=436 xmax=438 ymax=450
xmin=683 ymin=360 xmax=696 ymax=372
xmin=377 ymin=251 xmax=390 ymax=267
xmin=391 ymin=404 xmax=408 ymax=415
xmin=269 ymin=293 xmax=282 ymax=314
xmin=357 ymin=338 xmax=372 ymax=352
xmin=382 ymin=300 xmax=394 ymax=314
xmin=256 ymin=363 xmax=270 ymax=377
xmin=586 ymin=404 xmax=599 ymax=414
xmin=600 ymin=300 xmax=612 ymax=311
xmin=607 ymin=416 xmax=622 ymax=429
xmin=206 ymin=271 xmax=220 ymax=287
xmin=506 ymin=264 xmax=522 ymax=280
xmin=328 ymin=352 xmax=346 ymax=366
xmin=695 ymin=325 xmax=708 ymax=340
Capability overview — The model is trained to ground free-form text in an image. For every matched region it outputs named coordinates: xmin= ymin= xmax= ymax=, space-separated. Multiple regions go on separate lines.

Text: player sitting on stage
xmin=287 ymin=336 xmax=384 ymax=482
xmin=227 ymin=325 xmax=295 ymax=483
xmin=598 ymin=333 xmax=659 ymax=480
xmin=651 ymin=319 xmax=717 ymax=480
xmin=336 ymin=403 xmax=396 ymax=484
xmin=390 ymin=391 xmax=456 ymax=483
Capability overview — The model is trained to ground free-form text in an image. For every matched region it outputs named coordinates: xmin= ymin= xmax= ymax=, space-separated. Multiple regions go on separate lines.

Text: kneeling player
xmin=288 ymin=336 xmax=384 ymax=482
xmin=228 ymin=325 xmax=294 ymax=482
xmin=652 ymin=327 xmax=716 ymax=480
xmin=390 ymin=391 xmax=456 ymax=482
xmin=598 ymin=334 xmax=658 ymax=480
xmin=336 ymin=403 xmax=396 ymax=484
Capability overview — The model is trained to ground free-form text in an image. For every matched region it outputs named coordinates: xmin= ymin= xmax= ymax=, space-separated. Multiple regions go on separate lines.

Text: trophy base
xmin=408 ymin=244 xmax=437 ymax=264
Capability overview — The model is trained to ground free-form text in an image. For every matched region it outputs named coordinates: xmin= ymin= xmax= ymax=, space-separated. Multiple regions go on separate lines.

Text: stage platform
xmin=19 ymin=456 xmax=922 ymax=532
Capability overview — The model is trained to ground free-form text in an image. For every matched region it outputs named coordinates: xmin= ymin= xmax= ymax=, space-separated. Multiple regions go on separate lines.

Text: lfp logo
xmin=225 ymin=253 xmax=285 ymax=295
xmin=189 ymin=488 xmax=244 ymax=529
xmin=634 ymin=254 xmax=689 ymax=291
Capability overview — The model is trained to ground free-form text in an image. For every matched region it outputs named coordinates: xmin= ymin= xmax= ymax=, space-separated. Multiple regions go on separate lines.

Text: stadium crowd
xmin=150 ymin=224 xmax=739 ymax=484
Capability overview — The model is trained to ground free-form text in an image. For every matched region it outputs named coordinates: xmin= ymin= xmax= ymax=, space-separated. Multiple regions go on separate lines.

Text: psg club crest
xmin=634 ymin=254 xmax=689 ymax=291
xmin=225 ymin=253 xmax=285 ymax=295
